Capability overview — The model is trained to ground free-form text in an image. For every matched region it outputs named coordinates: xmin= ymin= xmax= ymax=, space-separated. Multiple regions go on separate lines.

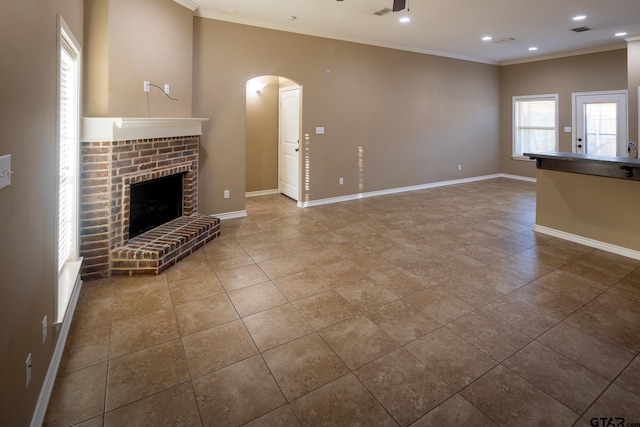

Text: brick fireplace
xmin=79 ymin=118 xmax=219 ymax=280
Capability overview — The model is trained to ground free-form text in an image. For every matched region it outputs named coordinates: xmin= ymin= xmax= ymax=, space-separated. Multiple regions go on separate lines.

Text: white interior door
xmin=279 ymin=87 xmax=300 ymax=200
xmin=574 ymin=92 xmax=627 ymax=156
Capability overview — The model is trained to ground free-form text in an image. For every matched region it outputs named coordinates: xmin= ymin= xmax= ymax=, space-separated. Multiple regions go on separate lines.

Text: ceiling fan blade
xmin=392 ymin=0 xmax=406 ymax=12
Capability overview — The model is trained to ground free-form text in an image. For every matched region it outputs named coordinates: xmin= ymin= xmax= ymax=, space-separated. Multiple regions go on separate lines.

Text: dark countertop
xmin=524 ymin=151 xmax=640 ymax=168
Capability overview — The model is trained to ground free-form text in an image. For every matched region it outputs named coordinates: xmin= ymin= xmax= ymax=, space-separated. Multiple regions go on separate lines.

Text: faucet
xmin=629 ymin=141 xmax=638 ymax=158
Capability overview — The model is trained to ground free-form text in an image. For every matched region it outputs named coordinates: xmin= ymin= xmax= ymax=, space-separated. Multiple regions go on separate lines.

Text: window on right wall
xmin=512 ymin=94 xmax=558 ymax=159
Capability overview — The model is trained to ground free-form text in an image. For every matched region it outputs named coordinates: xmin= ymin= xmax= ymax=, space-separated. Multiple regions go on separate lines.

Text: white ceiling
xmin=187 ymin=0 xmax=640 ymax=65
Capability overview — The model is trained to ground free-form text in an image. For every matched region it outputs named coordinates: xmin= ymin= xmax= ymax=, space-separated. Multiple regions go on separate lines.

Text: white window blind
xmin=513 ymin=95 xmax=558 ymax=158
xmin=58 ymin=26 xmax=79 ymax=273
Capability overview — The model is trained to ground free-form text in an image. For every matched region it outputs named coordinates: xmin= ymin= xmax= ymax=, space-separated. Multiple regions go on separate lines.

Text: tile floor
xmin=44 ymin=178 xmax=640 ymax=426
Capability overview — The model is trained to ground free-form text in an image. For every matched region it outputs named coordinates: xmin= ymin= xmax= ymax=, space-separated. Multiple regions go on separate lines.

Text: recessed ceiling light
xmin=615 ymin=32 xmax=628 ymax=37
xmin=482 ymin=36 xmax=492 ymax=41
xmin=572 ymin=15 xmax=587 ymax=21
xmin=528 ymin=46 xmax=538 ymax=51
xmin=399 ymin=16 xmax=410 ymax=23
xmin=285 ymin=15 xmax=297 ymax=21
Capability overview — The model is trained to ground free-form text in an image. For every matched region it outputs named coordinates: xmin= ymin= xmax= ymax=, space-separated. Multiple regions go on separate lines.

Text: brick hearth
xmin=79 ymin=122 xmax=218 ymax=279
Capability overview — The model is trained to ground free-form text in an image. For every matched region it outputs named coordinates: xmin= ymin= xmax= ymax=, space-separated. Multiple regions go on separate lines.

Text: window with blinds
xmin=58 ymin=23 xmax=80 ymax=274
xmin=512 ymin=94 xmax=558 ymax=159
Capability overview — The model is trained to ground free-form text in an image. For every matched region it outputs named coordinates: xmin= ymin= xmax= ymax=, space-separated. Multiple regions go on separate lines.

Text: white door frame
xmin=571 ymin=90 xmax=628 ymax=155
xmin=278 ymin=85 xmax=302 ymax=201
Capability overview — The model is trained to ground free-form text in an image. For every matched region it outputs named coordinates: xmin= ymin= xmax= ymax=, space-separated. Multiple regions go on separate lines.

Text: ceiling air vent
xmin=374 ymin=7 xmax=392 ymax=16
xmin=571 ymin=26 xmax=591 ymax=32
xmin=493 ymin=37 xmax=516 ymax=44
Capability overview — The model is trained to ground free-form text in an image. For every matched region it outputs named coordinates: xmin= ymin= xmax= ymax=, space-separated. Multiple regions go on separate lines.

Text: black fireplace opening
xmin=129 ymin=174 xmax=183 ymax=238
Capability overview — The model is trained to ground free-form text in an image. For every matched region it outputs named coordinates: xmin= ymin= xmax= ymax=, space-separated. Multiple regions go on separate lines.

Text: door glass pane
xmin=584 ymin=102 xmax=617 ymax=157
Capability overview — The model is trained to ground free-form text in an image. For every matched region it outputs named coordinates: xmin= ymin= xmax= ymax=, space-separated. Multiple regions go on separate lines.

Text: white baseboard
xmin=213 ymin=210 xmax=248 ymax=220
xmin=30 ymin=275 xmax=83 ymax=427
xmin=297 ymin=173 xmax=534 ymax=208
xmin=501 ymin=173 xmax=537 ymax=183
xmin=245 ymin=189 xmax=279 ymax=197
xmin=534 ymin=225 xmax=640 ymax=260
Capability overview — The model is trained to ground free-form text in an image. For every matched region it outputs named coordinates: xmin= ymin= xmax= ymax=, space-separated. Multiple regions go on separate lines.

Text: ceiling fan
xmin=337 ymin=0 xmax=407 ymax=12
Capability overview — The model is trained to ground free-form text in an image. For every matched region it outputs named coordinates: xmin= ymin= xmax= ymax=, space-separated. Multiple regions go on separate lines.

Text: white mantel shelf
xmin=81 ymin=117 xmax=209 ymax=142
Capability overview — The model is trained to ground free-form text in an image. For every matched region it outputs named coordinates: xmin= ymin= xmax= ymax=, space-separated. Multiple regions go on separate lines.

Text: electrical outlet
xmin=458 ymin=164 xmax=462 ymax=171
xmin=223 ymin=190 xmax=230 ymax=199
xmin=143 ymin=81 xmax=150 ymax=93
xmin=25 ymin=353 xmax=31 ymax=388
xmin=42 ymin=315 xmax=47 ymax=344
xmin=339 ymin=177 xmax=344 ymax=185
xmin=164 ymin=84 xmax=170 ymax=95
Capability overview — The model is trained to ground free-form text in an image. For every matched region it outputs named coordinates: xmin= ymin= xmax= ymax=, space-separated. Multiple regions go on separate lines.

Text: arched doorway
xmin=245 ymin=75 xmax=302 ymax=202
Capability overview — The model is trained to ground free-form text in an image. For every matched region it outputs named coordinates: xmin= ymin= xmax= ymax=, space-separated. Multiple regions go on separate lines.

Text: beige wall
xmin=246 ymin=76 xmax=280 ymax=193
xmin=84 ymin=0 xmax=193 ymax=117
xmin=629 ymin=39 xmax=640 ymax=144
xmin=500 ymin=49 xmax=628 ymax=178
xmin=194 ymin=19 xmax=501 ymax=214
xmin=536 ymin=169 xmax=640 ymax=251
xmin=0 ymin=0 xmax=83 ymax=424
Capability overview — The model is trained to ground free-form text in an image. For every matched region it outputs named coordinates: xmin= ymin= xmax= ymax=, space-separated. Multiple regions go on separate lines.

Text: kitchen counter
xmin=524 ymin=151 xmax=640 ymax=181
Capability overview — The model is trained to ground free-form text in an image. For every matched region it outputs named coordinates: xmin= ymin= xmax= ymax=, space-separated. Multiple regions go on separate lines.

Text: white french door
xmin=573 ymin=91 xmax=627 ymax=157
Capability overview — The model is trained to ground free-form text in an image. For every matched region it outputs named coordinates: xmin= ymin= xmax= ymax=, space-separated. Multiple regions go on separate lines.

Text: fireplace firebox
xmin=130 ymin=173 xmax=184 ymax=238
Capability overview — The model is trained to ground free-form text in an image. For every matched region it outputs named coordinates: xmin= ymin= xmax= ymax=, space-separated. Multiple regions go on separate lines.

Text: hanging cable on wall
xmin=145 ymin=81 xmax=179 ymax=117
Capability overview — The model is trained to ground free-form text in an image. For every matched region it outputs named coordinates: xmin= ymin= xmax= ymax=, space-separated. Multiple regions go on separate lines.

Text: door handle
xmin=295 ymin=148 xmax=299 ymax=152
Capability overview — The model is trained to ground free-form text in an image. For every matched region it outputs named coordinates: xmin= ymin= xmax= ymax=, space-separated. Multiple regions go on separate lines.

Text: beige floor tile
xmin=530 ymin=271 xmax=603 ymax=304
xmin=263 ymin=333 xmax=349 ymax=401
xmin=616 ymin=355 xmax=640 ymax=397
xmin=446 ymin=311 xmax=531 ymax=362
xmin=401 ymin=258 xmax=458 ymax=286
xmin=355 ymin=348 xmax=454 ymax=425
xmin=112 ymin=283 xmax=173 ymax=322
xmin=294 ymin=247 xmax=343 ymax=268
xmin=273 ymin=270 xmax=331 ymax=301
xmin=319 ymin=315 xmax=398 ymax=370
xmin=182 ymin=319 xmax=258 ymax=378
xmin=174 ymin=293 xmax=238 ymax=336
xmin=167 ymin=274 xmax=224 ymax=306
xmin=70 ymin=297 xmax=113 ymax=332
xmin=193 ymin=355 xmax=286 ymax=426
xmin=404 ymin=288 xmax=474 ymax=325
xmin=207 ymin=252 xmax=255 ymax=272
xmin=290 ymin=374 xmax=397 ymax=426
xmin=228 ymin=281 xmax=288 ymax=317
xmin=58 ymin=323 xmax=110 ymax=374
xmin=406 ymin=328 xmax=497 ymax=391
xmin=106 ymin=339 xmax=190 ymax=411
xmin=411 ymin=394 xmax=497 ymax=427
xmin=367 ymin=267 xmax=430 ymax=298
xmin=164 ymin=250 xmax=214 ymax=283
xmin=235 ymin=231 xmax=277 ymax=249
xmin=334 ymin=277 xmax=399 ymax=311
xmin=609 ymin=277 xmax=640 ymax=303
xmin=505 ymin=283 xmax=585 ymax=318
xmin=104 ymin=382 xmax=201 ymax=427
xmin=537 ymin=322 xmax=635 ymax=381
xmin=365 ymin=300 xmax=439 ymax=345
xmin=461 ymin=365 xmax=578 ymax=426
xmin=503 ymin=341 xmax=610 ymax=412
xmin=438 ymin=273 xmax=506 ymax=308
xmin=243 ymin=405 xmax=301 ymax=427
xmin=244 ymin=242 xmax=290 ymax=263
xmin=216 ymin=263 xmax=269 ymax=291
xmin=477 ymin=298 xmax=560 ymax=338
xmin=243 ymin=303 xmax=314 ymax=351
xmin=44 ymin=362 xmax=108 ymax=427
xmin=312 ymin=260 xmax=370 ymax=287
xmin=567 ymin=292 xmax=640 ymax=352
xmin=583 ymin=384 xmax=640 ymax=423
xmin=556 ymin=257 xmax=630 ymax=289
xmin=258 ymin=257 xmax=308 ymax=280
xmin=292 ymin=290 xmax=359 ymax=330
xmin=109 ymin=308 xmax=180 ymax=359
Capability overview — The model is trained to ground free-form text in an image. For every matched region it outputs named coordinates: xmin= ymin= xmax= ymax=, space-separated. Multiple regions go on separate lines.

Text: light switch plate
xmin=315 ymin=127 xmax=325 ymax=135
xmin=0 ymin=154 xmax=12 ymax=190
xmin=564 ymin=126 xmax=572 ymax=133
